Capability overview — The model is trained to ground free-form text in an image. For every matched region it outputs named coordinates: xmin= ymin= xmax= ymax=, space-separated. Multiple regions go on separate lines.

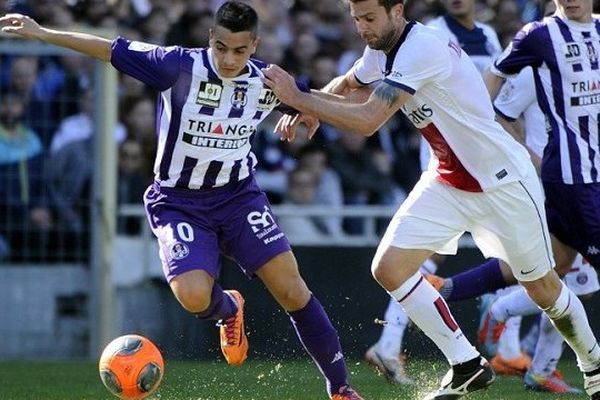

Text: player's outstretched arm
xmin=0 ymin=13 xmax=112 ymax=62
xmin=263 ymin=64 xmax=409 ymax=136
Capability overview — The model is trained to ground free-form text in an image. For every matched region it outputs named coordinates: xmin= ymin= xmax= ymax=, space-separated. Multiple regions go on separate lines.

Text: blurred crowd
xmin=0 ymin=0 xmax=552 ymax=262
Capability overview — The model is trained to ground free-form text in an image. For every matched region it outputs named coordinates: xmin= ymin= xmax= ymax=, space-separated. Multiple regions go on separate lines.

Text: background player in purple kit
xmin=0 ymin=3 xmax=364 ymax=399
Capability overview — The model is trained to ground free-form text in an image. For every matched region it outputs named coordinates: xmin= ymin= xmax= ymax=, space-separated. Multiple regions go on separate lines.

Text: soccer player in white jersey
xmin=361 ymin=0 xmax=505 ymax=384
xmin=0 ymin=4 xmax=365 ymax=399
xmin=263 ymin=0 xmax=600 ymax=398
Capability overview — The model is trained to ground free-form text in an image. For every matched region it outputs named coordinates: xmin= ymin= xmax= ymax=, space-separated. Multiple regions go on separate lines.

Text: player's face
xmin=442 ymin=0 xmax=475 ymax=18
xmin=555 ymin=0 xmax=593 ymax=23
xmin=350 ymin=0 xmax=404 ymax=51
xmin=209 ymin=26 xmax=259 ymax=78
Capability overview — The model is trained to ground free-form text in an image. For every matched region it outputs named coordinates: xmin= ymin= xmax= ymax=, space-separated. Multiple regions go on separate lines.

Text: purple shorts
xmin=543 ymin=181 xmax=600 ymax=269
xmin=144 ymin=176 xmax=291 ymax=282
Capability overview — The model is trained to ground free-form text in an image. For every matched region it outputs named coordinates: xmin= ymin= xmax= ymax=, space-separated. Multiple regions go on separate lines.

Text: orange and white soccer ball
xmin=99 ymin=334 xmax=164 ymax=399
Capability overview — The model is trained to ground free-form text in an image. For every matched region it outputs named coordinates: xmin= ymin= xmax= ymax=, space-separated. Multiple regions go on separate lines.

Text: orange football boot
xmin=218 ymin=290 xmax=248 ymax=366
xmin=490 ymin=353 xmax=532 ymax=376
xmin=330 ymin=385 xmax=364 ymax=399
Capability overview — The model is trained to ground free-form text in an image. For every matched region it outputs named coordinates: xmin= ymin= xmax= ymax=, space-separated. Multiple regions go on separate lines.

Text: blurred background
xmin=0 ymin=0 xmax=598 ymax=365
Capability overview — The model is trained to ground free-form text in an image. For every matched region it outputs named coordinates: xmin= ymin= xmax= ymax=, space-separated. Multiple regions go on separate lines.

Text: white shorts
xmin=564 ymin=254 xmax=600 ymax=296
xmin=380 ymin=169 xmax=554 ymax=282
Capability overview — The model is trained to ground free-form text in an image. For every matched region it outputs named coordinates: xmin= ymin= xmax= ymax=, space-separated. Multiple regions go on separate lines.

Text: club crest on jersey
xmin=196 ymin=81 xmax=223 ymax=107
xmin=231 ymin=86 xmax=248 ymax=109
xmin=257 ymin=88 xmax=279 ymax=110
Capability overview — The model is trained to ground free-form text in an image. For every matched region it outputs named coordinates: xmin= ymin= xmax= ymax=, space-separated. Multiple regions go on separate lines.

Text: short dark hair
xmin=215 ymin=1 xmax=258 ymax=36
xmin=347 ymin=0 xmax=404 ymax=12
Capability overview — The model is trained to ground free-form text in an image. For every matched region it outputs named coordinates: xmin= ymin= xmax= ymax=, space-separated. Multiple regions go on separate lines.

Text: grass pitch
xmin=0 ymin=359 xmax=587 ymax=400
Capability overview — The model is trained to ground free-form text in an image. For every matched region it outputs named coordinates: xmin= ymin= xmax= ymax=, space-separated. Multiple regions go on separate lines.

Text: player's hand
xmin=275 ymin=113 xmax=320 ymax=141
xmin=0 ymin=13 xmax=44 ymax=39
xmin=262 ymin=64 xmax=300 ymax=108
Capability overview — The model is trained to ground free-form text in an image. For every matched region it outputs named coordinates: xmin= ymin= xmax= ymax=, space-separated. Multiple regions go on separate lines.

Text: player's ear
xmin=391 ymin=3 xmax=404 ymax=21
xmin=252 ymin=36 xmax=260 ymax=53
xmin=208 ymin=28 xmax=214 ymax=44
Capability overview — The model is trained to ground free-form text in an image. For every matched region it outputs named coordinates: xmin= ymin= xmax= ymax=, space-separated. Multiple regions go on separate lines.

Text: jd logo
xmin=247 ymin=206 xmax=276 ymax=233
xmin=257 ymin=88 xmax=279 ymax=110
xmin=196 ymin=81 xmax=223 ymax=107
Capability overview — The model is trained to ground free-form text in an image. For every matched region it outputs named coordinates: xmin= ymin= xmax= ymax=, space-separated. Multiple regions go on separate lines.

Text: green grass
xmin=0 ymin=359 xmax=587 ymax=400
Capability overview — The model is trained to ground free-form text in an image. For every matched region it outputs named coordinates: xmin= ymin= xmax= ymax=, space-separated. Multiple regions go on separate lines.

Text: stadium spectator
xmin=263 ymin=0 xmax=600 ymax=398
xmin=119 ymin=94 xmax=156 ymax=179
xmin=0 ymin=91 xmax=53 ymax=261
xmin=328 ymin=131 xmax=399 ymax=233
xmin=296 ymin=144 xmax=344 ymax=237
xmin=277 ymin=168 xmax=330 ymax=241
xmin=117 ymin=139 xmax=149 ymax=235
xmin=47 ymin=88 xmax=126 ymax=236
xmin=0 ymin=4 xmax=365 ymax=399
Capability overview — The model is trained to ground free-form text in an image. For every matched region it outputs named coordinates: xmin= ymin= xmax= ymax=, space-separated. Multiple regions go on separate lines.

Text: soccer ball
xmin=99 ymin=334 xmax=164 ymax=399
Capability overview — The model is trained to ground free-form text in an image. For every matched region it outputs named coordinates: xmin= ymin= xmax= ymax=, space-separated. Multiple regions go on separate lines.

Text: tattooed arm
xmin=263 ymin=64 xmax=410 ymax=136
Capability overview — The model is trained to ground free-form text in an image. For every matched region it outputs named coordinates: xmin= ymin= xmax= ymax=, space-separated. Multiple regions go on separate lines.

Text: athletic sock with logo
xmin=288 ymin=295 xmax=349 ymax=396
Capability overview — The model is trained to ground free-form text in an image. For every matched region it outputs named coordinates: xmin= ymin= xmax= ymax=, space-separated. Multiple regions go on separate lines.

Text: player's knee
xmin=371 ymin=258 xmax=396 ymax=287
xmin=276 ymin=279 xmax=311 ymax=311
xmin=173 ymin=284 xmax=212 ymax=314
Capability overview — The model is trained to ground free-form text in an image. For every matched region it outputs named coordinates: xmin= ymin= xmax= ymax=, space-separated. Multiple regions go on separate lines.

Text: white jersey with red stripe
xmin=352 ymin=22 xmax=532 ymax=192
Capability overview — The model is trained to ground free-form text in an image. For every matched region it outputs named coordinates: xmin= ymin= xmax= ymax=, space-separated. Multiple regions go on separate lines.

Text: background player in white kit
xmin=263 ymin=0 xmax=600 ymax=398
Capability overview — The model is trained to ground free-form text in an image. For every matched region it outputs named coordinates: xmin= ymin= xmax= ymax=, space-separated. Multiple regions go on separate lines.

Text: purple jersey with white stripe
xmin=111 ymin=38 xmax=280 ymax=189
xmin=493 ymin=14 xmax=600 ymax=185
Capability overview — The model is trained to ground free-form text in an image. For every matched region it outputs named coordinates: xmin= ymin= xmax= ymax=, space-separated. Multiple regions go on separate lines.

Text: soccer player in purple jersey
xmin=0 ymin=3 xmax=364 ymax=399
xmin=263 ymin=0 xmax=600 ymax=398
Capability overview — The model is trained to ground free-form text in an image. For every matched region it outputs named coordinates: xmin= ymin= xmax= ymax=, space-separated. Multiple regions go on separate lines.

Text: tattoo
xmin=373 ymin=82 xmax=402 ymax=108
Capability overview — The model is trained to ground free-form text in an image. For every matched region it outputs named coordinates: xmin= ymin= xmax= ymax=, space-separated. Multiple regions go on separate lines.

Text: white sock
xmin=531 ymin=313 xmax=564 ymax=377
xmin=543 ymin=282 xmax=600 ymax=373
xmin=389 ymin=272 xmax=479 ymax=365
xmin=497 ymin=316 xmax=523 ymax=360
xmin=491 ymin=287 xmax=540 ymax=321
xmin=376 ymin=297 xmax=409 ymax=359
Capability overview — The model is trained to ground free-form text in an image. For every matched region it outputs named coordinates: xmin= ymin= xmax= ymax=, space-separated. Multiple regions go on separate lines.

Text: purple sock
xmin=288 ymin=295 xmax=349 ymax=396
xmin=446 ymin=258 xmax=507 ymax=301
xmin=194 ymin=284 xmax=237 ymax=320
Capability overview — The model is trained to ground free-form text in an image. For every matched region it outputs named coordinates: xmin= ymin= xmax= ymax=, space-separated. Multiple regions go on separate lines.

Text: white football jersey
xmin=353 ymin=22 xmax=531 ymax=192
xmin=494 ymin=67 xmax=547 ymax=158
